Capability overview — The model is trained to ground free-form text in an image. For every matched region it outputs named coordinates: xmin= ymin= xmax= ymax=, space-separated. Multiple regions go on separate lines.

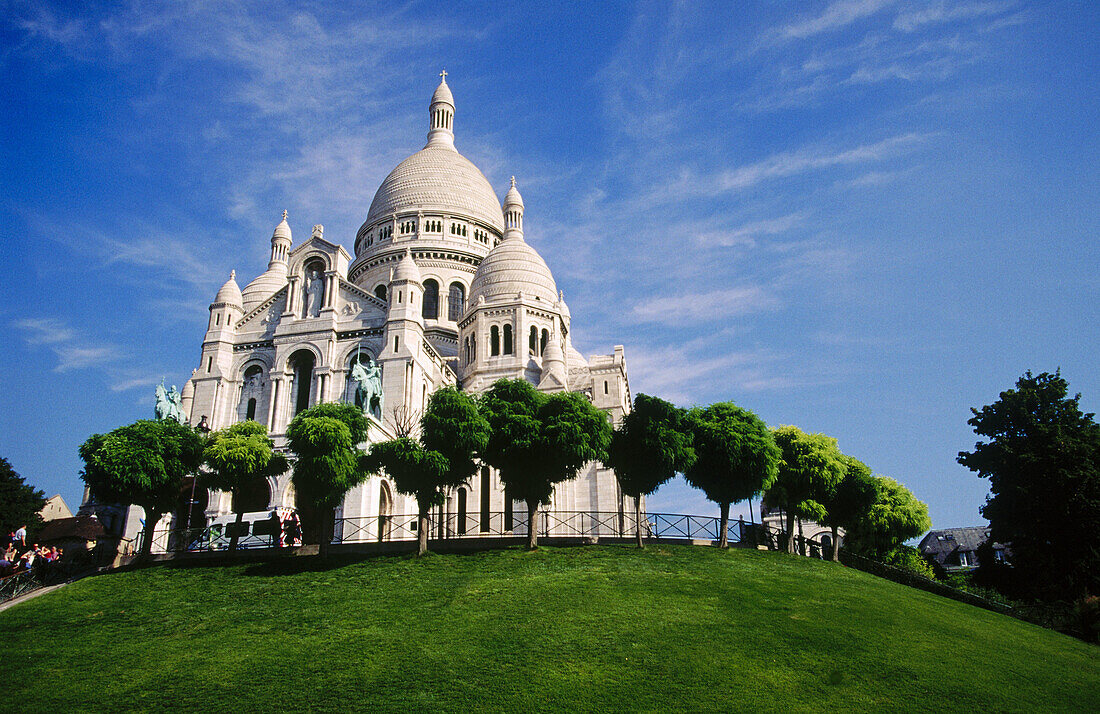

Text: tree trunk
xmin=228 ymin=489 xmax=242 ymax=553
xmin=786 ymin=510 xmax=797 ymax=554
xmin=139 ymin=509 xmax=161 ymax=561
xmin=635 ymin=496 xmax=645 ymax=549
xmin=831 ymin=525 xmax=840 ymax=562
xmin=718 ymin=502 xmax=730 ymax=549
xmin=417 ymin=506 xmax=430 ymax=557
xmin=527 ymin=501 xmax=538 ymax=550
xmin=797 ymin=516 xmax=805 ymax=556
xmin=318 ymin=505 xmax=335 ymax=559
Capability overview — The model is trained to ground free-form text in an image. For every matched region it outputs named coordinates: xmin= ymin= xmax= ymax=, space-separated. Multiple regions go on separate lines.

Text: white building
xmin=85 ymin=73 xmax=636 ymax=544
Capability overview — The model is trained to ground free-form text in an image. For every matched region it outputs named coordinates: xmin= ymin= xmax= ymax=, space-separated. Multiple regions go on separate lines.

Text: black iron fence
xmin=134 ymin=510 xmax=816 ymax=554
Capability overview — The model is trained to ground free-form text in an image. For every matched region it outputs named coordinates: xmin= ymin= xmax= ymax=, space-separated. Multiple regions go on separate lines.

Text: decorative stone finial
xmin=230 ymin=270 xmax=236 ymax=280
xmin=282 ymin=209 xmax=288 ymax=220
xmin=510 ymin=176 xmax=516 ymax=187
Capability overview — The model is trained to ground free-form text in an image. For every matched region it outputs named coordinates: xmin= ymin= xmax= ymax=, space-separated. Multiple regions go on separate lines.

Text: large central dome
xmin=356 ymin=74 xmax=504 ymax=245
xmin=364 ymin=146 xmax=504 ymax=233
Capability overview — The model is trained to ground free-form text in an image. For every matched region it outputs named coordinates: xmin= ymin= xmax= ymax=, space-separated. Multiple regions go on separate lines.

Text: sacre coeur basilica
xmin=81 ymin=73 xmax=637 ymax=543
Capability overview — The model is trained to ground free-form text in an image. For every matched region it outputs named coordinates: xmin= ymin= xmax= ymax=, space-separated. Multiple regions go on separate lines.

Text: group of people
xmin=1 ymin=526 xmax=63 ymax=577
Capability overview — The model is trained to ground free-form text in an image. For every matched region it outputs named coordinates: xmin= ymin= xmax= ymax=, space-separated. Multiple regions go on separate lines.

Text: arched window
xmin=374 ymin=285 xmax=387 ymax=301
xmin=378 ymin=482 xmax=392 ymax=542
xmin=490 ymin=326 xmax=500 ymax=356
xmin=422 ymin=279 xmax=439 ymax=319
xmin=541 ymin=329 xmax=549 ymax=355
xmin=246 ymin=398 xmax=257 ymax=421
xmin=457 ymin=488 xmax=468 ymax=535
xmin=447 ymin=282 xmax=465 ymax=321
xmin=529 ymin=326 xmax=538 ymax=355
xmin=480 ymin=465 xmax=491 ymax=533
xmin=503 ymin=324 xmax=513 ymax=355
xmin=289 ymin=350 xmax=315 ymax=415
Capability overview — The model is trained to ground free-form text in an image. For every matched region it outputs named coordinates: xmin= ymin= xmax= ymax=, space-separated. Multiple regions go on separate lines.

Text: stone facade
xmin=83 ymin=74 xmax=637 ymax=541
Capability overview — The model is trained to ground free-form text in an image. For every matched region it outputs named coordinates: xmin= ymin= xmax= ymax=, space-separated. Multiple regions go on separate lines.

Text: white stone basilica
xmin=129 ymin=74 xmax=636 ymax=542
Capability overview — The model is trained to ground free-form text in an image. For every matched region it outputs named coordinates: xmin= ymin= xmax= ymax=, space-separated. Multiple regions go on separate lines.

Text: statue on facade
xmin=350 ymin=350 xmax=383 ymax=420
xmin=154 ymin=380 xmax=185 ymax=423
xmin=304 ymin=269 xmax=324 ymax=318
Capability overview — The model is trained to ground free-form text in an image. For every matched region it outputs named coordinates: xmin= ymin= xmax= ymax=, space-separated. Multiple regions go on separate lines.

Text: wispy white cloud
xmin=776 ymin=0 xmax=897 ymax=41
xmin=14 ymin=318 xmax=122 ymax=374
xmin=13 ymin=318 xmax=76 ymax=345
xmin=633 ymin=287 xmax=780 ymax=325
xmin=695 ymin=213 xmax=805 ymax=248
xmin=893 ymin=1 xmax=1014 ymax=33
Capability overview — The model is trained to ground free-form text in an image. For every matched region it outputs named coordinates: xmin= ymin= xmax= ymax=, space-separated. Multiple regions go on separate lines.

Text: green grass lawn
xmin=3 ymin=545 xmax=1097 ymax=712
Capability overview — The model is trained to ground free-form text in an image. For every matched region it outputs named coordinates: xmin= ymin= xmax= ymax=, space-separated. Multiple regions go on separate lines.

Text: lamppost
xmin=185 ymin=416 xmax=211 ymax=537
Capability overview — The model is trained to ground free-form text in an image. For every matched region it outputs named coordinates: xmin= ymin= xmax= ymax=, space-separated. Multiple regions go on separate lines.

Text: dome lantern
xmin=426 ymin=69 xmax=455 ymax=149
xmin=503 ymin=176 xmax=524 ymax=240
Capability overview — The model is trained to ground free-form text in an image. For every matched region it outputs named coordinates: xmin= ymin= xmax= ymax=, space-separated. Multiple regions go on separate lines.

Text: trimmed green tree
xmin=843 ymin=475 xmax=931 ymax=559
xmin=0 ymin=457 xmax=46 ymax=539
xmin=479 ymin=379 xmax=612 ymax=550
xmin=285 ymin=403 xmax=371 ymax=558
xmin=764 ymin=425 xmax=846 ymax=554
xmin=683 ymin=402 xmax=779 ymax=549
xmin=606 ymin=394 xmax=695 ymax=548
xmin=958 ymin=370 xmax=1100 ymax=598
xmin=201 ymin=420 xmax=288 ymax=551
xmin=367 ymin=387 xmax=489 ymax=556
xmin=816 ymin=455 xmax=877 ymax=561
xmin=79 ymin=419 xmax=205 ymax=558
xmin=365 ymin=438 xmax=447 ymax=556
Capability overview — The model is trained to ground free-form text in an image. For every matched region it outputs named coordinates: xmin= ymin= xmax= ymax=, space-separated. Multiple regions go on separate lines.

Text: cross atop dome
xmin=439 ymin=69 xmax=447 ymax=83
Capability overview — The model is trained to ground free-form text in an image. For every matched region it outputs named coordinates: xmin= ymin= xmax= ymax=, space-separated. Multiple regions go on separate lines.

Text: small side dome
xmin=212 ymin=270 xmax=243 ymax=308
xmin=542 ymin=334 xmax=564 ymax=364
xmin=391 ymin=249 xmax=421 ymax=283
xmin=468 ymin=236 xmax=557 ymax=305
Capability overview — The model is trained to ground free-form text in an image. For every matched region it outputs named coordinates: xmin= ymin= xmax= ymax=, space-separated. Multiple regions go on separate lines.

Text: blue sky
xmin=2 ymin=1 xmax=1097 ymax=529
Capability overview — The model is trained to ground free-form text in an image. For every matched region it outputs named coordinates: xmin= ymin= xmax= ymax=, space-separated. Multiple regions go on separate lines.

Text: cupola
xmin=426 ymin=69 xmax=455 ymax=149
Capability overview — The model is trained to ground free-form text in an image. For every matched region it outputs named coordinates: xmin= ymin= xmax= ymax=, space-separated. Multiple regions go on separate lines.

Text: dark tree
xmin=606 ymin=394 xmax=695 ymax=548
xmin=764 ymin=425 xmax=845 ymax=554
xmin=842 ymin=475 xmax=930 ymax=559
xmin=816 ymin=455 xmax=878 ymax=561
xmin=367 ymin=387 xmax=489 ymax=556
xmin=79 ymin=419 xmax=205 ymax=558
xmin=479 ymin=379 xmax=611 ymax=550
xmin=202 ymin=420 xmax=288 ymax=551
xmin=684 ymin=403 xmax=779 ymax=549
xmin=0 ymin=457 xmax=46 ymax=538
xmin=958 ymin=370 xmax=1100 ymax=597
xmin=285 ymin=403 xmax=371 ymax=558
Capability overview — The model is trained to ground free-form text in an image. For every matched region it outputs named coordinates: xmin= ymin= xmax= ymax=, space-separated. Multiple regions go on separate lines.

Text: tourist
xmin=13 ymin=524 xmax=27 ymax=550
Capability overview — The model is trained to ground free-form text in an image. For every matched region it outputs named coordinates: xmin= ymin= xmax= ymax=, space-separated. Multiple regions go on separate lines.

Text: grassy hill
xmin=3 ymin=545 xmax=1097 ymax=712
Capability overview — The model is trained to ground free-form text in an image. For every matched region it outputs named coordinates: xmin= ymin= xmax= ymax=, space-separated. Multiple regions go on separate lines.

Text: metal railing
xmin=134 ymin=510 xmax=817 ymax=554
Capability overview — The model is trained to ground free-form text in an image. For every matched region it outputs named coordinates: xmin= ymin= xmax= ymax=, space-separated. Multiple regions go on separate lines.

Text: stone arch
xmin=457 ymin=488 xmax=468 ymax=535
xmin=422 ymin=278 xmax=440 ymax=319
xmin=374 ymin=284 xmax=387 ymax=301
xmin=447 ymin=281 xmax=466 ymax=321
xmin=378 ymin=480 xmax=393 ymax=542
xmin=287 ymin=348 xmax=317 ymax=416
xmin=341 ymin=345 xmax=379 ymax=407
